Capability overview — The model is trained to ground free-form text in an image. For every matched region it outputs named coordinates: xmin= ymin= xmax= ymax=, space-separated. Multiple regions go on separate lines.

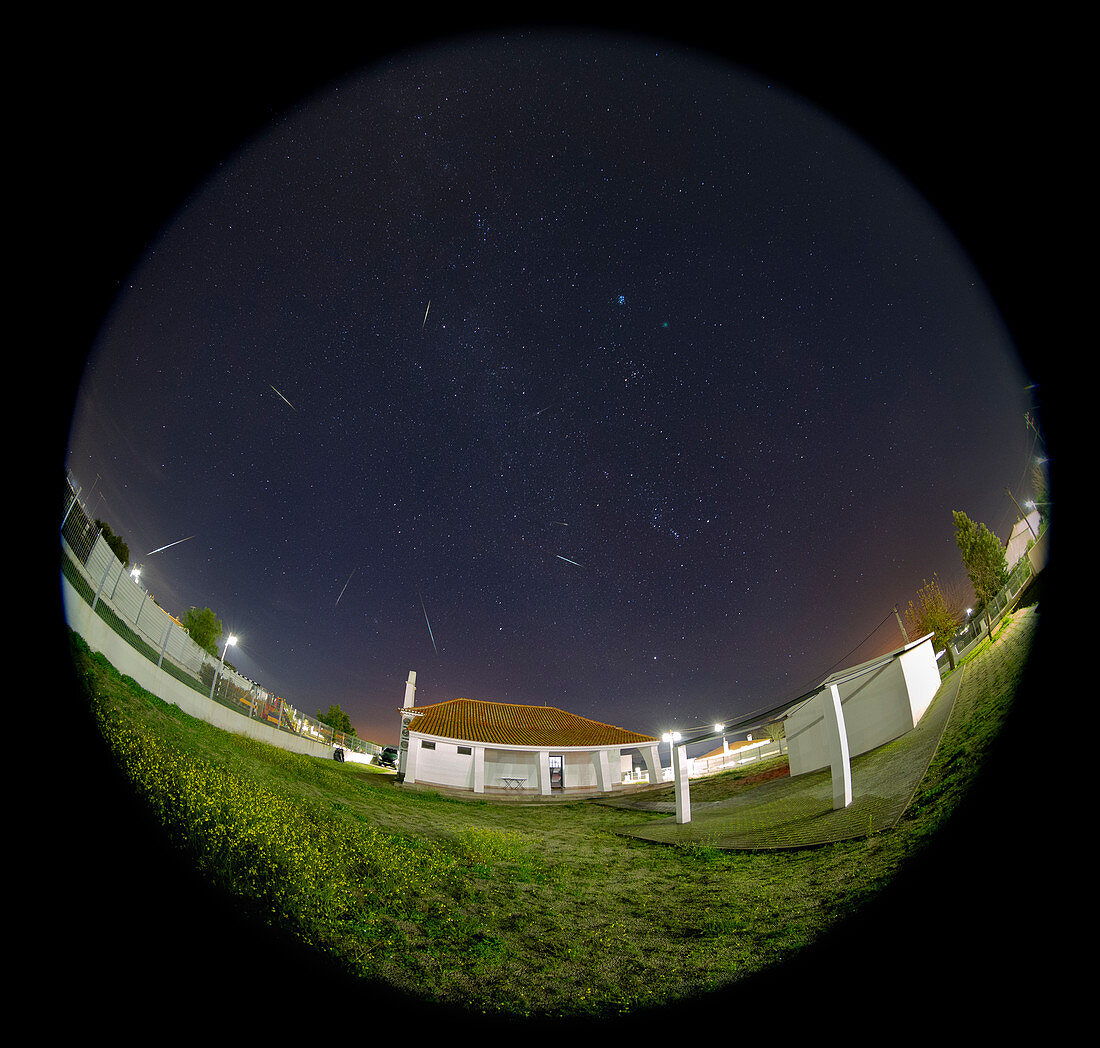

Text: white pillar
xmin=594 ymin=749 xmax=612 ymax=793
xmin=538 ymin=751 xmax=552 ymax=795
xmin=822 ymin=683 xmax=853 ymax=809
xmin=473 ymin=745 xmax=485 ymax=793
xmin=641 ymin=744 xmax=662 ymax=784
xmin=673 ymin=743 xmax=692 ymax=824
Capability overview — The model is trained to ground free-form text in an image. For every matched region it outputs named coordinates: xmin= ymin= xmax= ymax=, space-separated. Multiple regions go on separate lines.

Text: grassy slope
xmin=60 ymin=605 xmax=1043 ymax=1029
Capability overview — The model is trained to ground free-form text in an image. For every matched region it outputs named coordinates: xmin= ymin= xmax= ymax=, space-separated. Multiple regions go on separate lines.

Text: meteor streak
xmin=422 ymin=300 xmax=431 ymax=330
xmin=269 ymin=384 xmax=296 ymax=410
xmin=146 ymin=535 xmax=195 ymax=556
xmin=335 ymin=569 xmax=356 ymax=607
xmin=417 ymin=584 xmax=438 ymax=655
xmin=556 ymin=555 xmax=583 ymax=567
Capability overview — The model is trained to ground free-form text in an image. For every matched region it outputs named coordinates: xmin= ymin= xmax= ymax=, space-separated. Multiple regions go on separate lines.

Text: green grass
xmin=69 ymin=605 xmax=1038 ymax=1021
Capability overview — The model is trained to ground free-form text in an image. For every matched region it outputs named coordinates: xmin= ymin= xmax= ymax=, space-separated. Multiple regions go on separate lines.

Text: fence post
xmin=60 ymin=489 xmax=77 ymax=531
xmin=157 ymin=617 xmax=172 ymax=667
xmin=91 ymin=541 xmax=115 ymax=613
xmin=135 ymin=589 xmax=150 ymax=635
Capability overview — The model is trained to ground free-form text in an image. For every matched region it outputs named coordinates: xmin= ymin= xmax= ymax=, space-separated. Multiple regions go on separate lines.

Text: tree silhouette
xmin=182 ymin=606 xmax=223 ymax=657
xmin=94 ymin=519 xmax=130 ymax=567
xmin=316 ymin=703 xmax=357 ymax=738
xmin=952 ymin=510 xmax=1008 ymax=634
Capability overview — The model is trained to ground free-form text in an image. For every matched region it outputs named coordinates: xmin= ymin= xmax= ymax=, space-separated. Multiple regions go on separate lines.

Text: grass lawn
xmin=58 ymin=604 xmax=1045 ymax=1030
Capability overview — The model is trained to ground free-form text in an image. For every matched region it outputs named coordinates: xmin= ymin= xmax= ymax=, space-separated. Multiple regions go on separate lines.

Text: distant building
xmin=1005 ymin=510 xmax=1042 ymax=569
xmin=397 ymin=678 xmax=662 ymax=796
xmin=691 ymin=735 xmax=776 ymax=775
xmin=698 ymin=737 xmax=768 ymax=762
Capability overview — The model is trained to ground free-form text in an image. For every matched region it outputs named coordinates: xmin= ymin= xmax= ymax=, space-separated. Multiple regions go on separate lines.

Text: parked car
xmin=378 ymin=746 xmax=399 ymax=769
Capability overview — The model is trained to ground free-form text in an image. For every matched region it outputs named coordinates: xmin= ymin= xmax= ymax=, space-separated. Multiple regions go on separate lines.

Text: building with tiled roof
xmin=396 ymin=673 xmax=663 ymax=796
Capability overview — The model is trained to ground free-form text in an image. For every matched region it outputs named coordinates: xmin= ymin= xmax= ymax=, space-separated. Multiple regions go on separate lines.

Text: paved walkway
xmin=609 ymin=643 xmax=977 ymax=851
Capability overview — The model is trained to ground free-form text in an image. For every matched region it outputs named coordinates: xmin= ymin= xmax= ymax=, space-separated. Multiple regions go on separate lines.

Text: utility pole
xmin=1005 ymin=487 xmax=1038 ymax=539
xmin=894 ymin=605 xmax=909 ymax=644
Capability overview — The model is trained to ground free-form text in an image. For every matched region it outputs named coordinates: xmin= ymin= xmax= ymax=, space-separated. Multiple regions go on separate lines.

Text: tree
xmin=904 ymin=574 xmax=962 ymax=670
xmin=316 ymin=703 xmax=357 ymax=738
xmin=95 ymin=519 xmax=130 ymax=567
xmin=952 ymin=510 xmax=1009 ymax=633
xmin=182 ymin=606 xmax=223 ymax=657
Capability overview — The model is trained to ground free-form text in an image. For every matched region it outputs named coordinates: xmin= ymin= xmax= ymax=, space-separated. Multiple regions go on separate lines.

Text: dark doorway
xmin=548 ymin=754 xmax=563 ymax=789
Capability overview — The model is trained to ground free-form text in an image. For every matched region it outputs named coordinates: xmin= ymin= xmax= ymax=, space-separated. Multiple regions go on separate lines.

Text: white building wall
xmin=413 ymin=740 xmax=478 ymax=789
xmin=899 ymin=638 xmax=942 ymax=725
xmin=1005 ymin=511 xmax=1041 ymax=568
xmin=405 ymin=733 xmax=645 ymax=794
xmin=565 ymin=750 xmax=600 ymax=789
xmin=786 ymin=636 xmax=941 ymax=777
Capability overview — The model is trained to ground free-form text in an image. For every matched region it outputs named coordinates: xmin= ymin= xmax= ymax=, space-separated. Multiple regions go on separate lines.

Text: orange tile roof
xmin=407 ymin=698 xmax=657 ymax=747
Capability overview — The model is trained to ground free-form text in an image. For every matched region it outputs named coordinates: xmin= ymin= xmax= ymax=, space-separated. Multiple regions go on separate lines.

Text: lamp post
xmin=713 ymin=723 xmax=727 ymax=770
xmin=661 ymin=730 xmax=681 ymax=781
xmin=209 ymin=633 xmax=237 ymax=701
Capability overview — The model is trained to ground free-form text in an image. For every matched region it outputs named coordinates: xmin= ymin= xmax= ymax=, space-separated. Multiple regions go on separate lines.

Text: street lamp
xmin=713 ymin=723 xmax=729 ymax=766
xmin=661 ymin=730 xmax=681 ymax=781
xmin=209 ymin=633 xmax=238 ymax=701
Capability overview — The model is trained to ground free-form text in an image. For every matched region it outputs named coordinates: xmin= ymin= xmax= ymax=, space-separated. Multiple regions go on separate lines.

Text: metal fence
xmin=60 ymin=473 xmax=381 ymax=758
xmin=688 ymin=737 xmax=789 ymax=778
xmin=948 ymin=537 xmax=1042 ymax=662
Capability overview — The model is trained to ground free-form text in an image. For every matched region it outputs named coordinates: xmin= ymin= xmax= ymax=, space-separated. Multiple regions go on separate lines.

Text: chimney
xmin=403 ymin=670 xmax=416 ymax=709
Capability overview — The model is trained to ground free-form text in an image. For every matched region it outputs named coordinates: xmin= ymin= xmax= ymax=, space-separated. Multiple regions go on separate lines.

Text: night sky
xmin=58 ymin=26 xmax=1051 ymax=751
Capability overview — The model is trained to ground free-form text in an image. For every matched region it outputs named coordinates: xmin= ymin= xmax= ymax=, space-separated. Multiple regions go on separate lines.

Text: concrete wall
xmin=62 ymin=572 xmax=334 ymax=760
xmin=786 ymin=635 xmax=941 ymax=777
xmin=408 ymin=738 xmax=479 ymax=789
xmin=1028 ymin=526 xmax=1049 ymax=575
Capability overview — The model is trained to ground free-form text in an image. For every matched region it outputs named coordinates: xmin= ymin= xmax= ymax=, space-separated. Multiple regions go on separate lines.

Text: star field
xmin=62 ymin=30 xmax=1039 ymax=748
